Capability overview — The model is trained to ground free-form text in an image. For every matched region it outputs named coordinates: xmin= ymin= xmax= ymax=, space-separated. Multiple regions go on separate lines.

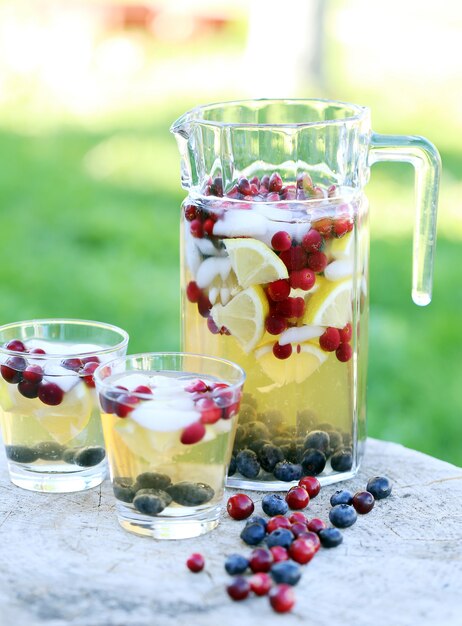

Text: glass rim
xmin=171 ymin=98 xmax=369 ymax=132
xmin=94 ymin=351 xmax=246 ymax=397
xmin=0 ymin=318 xmax=129 ymax=358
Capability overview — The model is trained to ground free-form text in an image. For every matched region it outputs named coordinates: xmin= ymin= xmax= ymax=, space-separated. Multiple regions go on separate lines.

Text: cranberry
xmin=269 ymin=584 xmax=295 ymax=613
xmin=184 ymin=204 xmax=197 ymax=221
xmin=336 ymin=342 xmax=353 ymax=362
xmin=227 ymin=577 xmax=251 ymax=601
xmin=114 ymin=393 xmax=139 ymax=418
xmin=267 ymin=192 xmax=280 ymax=202
xmin=81 ymin=361 xmax=99 ymax=388
xmin=186 ymin=553 xmax=205 ymax=573
xmin=266 ymin=516 xmax=292 ymax=534
xmin=265 ymin=315 xmax=287 ymax=336
xmin=82 ymin=356 xmax=100 ymax=365
xmin=30 ymin=348 xmax=46 ymax=355
xmin=313 ymin=218 xmax=333 ymax=237
xmin=289 ymin=269 xmax=316 ymax=291
xmin=286 ymin=486 xmax=310 ymax=510
xmin=289 ymin=512 xmax=308 ymax=526
xmin=288 ymin=537 xmax=317 ymax=564
xmin=180 ymin=421 xmax=206 ymax=445
xmin=203 ymin=218 xmax=215 ymax=236
xmin=279 ymin=246 xmax=307 ymax=271
xmin=273 ymin=342 xmax=292 ymax=360
xmin=301 ymin=229 xmax=323 ymax=252
xmin=227 ymin=493 xmax=254 ymax=520
xmin=319 ymin=327 xmax=341 ymax=352
xmin=270 ymin=546 xmax=289 ymax=562
xmin=197 ymin=397 xmax=221 ymax=424
xmin=352 ymin=491 xmax=375 ymax=514
xmin=186 ymin=281 xmax=201 ymax=303
xmin=185 ymin=379 xmax=209 ymax=393
xmin=260 ymin=174 xmax=270 ymax=188
xmin=210 ymin=177 xmax=223 ymax=196
xmin=61 ymin=358 xmax=83 ymax=372
xmin=18 ymin=380 xmax=40 ymax=399
xmin=276 ymin=297 xmax=305 ymax=318
xmin=307 ymin=518 xmax=326 ymax=533
xmin=207 ymin=317 xmax=220 ymax=334
xmin=1 ymin=356 xmax=27 ymax=384
xmin=197 ymin=294 xmax=212 ymax=318
xmin=298 ymin=476 xmax=321 ymax=498
xmin=268 ymin=172 xmax=283 ymax=192
xmin=4 ymin=339 xmax=26 ymax=352
xmin=249 ymin=572 xmax=272 ymax=596
xmin=237 ymin=177 xmax=251 ymax=196
xmin=249 ymin=548 xmax=274 ymax=573
xmin=133 ymin=385 xmax=153 ymax=395
xmin=22 ymin=365 xmax=43 ymax=385
xmin=334 ymin=218 xmax=353 ymax=237
xmin=327 ymin=184 xmax=337 ymax=197
xmin=38 ymin=382 xmax=64 ymax=406
xmin=290 ymin=522 xmax=309 ymax=537
xmin=271 ymin=231 xmax=292 ymax=252
xmin=267 ymin=279 xmax=290 ymax=302
xmin=190 ymin=219 xmax=203 ymax=238
xmin=307 ymin=251 xmax=328 ymax=272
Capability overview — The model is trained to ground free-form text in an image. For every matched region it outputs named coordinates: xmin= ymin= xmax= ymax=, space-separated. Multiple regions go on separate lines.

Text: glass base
xmin=116 ymin=502 xmax=221 ymax=539
xmin=8 ymin=462 xmax=107 ymax=493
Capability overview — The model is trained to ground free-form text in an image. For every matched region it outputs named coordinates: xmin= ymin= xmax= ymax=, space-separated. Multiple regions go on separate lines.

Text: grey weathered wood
xmin=0 ymin=438 xmax=461 ymax=626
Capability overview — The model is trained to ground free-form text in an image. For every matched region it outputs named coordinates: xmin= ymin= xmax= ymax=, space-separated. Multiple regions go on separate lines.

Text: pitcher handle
xmin=369 ymin=133 xmax=441 ymax=306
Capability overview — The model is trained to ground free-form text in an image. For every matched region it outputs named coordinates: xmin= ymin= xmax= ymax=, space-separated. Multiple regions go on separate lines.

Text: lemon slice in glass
xmin=303 ymin=277 xmax=353 ymax=328
xmin=211 ymin=285 xmax=269 ymax=353
xmin=255 ymin=342 xmax=327 ymax=384
xmin=330 ymin=232 xmax=354 ymax=259
xmin=224 ymin=238 xmax=289 ymax=288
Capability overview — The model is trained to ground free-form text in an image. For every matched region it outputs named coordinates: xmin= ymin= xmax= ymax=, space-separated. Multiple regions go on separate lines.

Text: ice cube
xmin=278 ymin=325 xmax=324 ymax=346
xmin=324 ymin=260 xmax=354 ymax=281
xmin=184 ymin=227 xmax=202 ymax=274
xmin=43 ymin=363 xmax=80 ymax=392
xmin=195 ymin=237 xmax=219 ymax=257
xmin=131 ymin=400 xmax=200 ymax=431
xmin=113 ymin=373 xmax=152 ymax=391
xmin=213 ymin=210 xmax=268 ymax=238
xmin=209 ymin=286 xmax=219 ymax=305
xmin=196 ymin=257 xmax=232 ymax=289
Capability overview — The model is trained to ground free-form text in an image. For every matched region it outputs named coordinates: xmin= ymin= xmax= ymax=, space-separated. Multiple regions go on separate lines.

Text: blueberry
xmin=234 ymin=425 xmax=247 ymax=447
xmin=330 ymin=489 xmax=353 ymax=506
xmin=240 ymin=522 xmax=266 ymax=546
xmin=62 ymin=448 xmax=79 ymax=464
xmin=135 ymin=471 xmax=171 ymax=491
xmin=246 ymin=515 xmax=268 ymax=531
xmin=329 ymin=504 xmax=357 ymax=528
xmin=228 ymin=455 xmax=237 ymax=477
xmin=273 ymin=436 xmax=292 ymax=447
xmin=133 ymin=489 xmax=172 ymax=516
xmin=366 ymin=476 xmax=392 ymax=500
xmin=34 ymin=441 xmax=64 ymax=461
xmin=245 ymin=421 xmax=270 ymax=442
xmin=247 ymin=439 xmax=271 ymax=455
xmin=280 ymin=442 xmax=302 ymax=464
xmin=303 ymin=430 xmax=330 ymax=454
xmin=270 ymin=561 xmax=302 ymax=586
xmin=236 ymin=449 xmax=260 ymax=479
xmin=296 ymin=408 xmax=316 ymax=431
xmin=113 ymin=477 xmax=137 ymax=503
xmin=5 ymin=445 xmax=39 ymax=464
xmin=262 ymin=494 xmax=288 ymax=517
xmin=265 ymin=528 xmax=294 ymax=549
xmin=273 ymin=461 xmax=302 ymax=482
xmin=167 ymin=481 xmax=214 ymax=506
xmin=301 ymin=448 xmax=326 ymax=476
xmin=331 ymin=449 xmax=353 ymax=472
xmin=74 ymin=446 xmax=106 ymax=467
xmin=318 ymin=527 xmax=343 ymax=548
xmin=225 ymin=554 xmax=249 ymax=575
xmin=326 ymin=430 xmax=343 ymax=453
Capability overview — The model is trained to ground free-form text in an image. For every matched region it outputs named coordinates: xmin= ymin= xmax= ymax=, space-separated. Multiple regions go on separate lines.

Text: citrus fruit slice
xmin=224 ymin=238 xmax=289 ymax=288
xmin=303 ymin=277 xmax=353 ymax=328
xmin=211 ymin=285 xmax=269 ymax=353
xmin=255 ymin=342 xmax=327 ymax=384
xmin=330 ymin=232 xmax=354 ymax=259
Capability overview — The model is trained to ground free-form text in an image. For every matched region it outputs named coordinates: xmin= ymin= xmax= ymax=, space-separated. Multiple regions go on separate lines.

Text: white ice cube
xmin=324 ymin=260 xmax=354 ymax=281
xmin=213 ymin=210 xmax=268 ymax=238
xmin=43 ymin=363 xmax=80 ymax=393
xmin=278 ymin=325 xmax=324 ymax=346
xmin=131 ymin=400 xmax=200 ymax=431
xmin=113 ymin=373 xmax=152 ymax=391
xmin=196 ymin=257 xmax=232 ymax=289
xmin=184 ymin=228 xmax=202 ymax=275
xmin=195 ymin=237 xmax=219 ymax=257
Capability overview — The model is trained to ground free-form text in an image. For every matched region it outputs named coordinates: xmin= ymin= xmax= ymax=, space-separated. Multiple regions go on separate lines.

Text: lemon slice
xmin=330 ymin=232 xmax=354 ymax=259
xmin=303 ymin=277 xmax=353 ymax=328
xmin=224 ymin=238 xmax=289 ymax=288
xmin=211 ymin=285 xmax=269 ymax=353
xmin=255 ymin=342 xmax=327 ymax=384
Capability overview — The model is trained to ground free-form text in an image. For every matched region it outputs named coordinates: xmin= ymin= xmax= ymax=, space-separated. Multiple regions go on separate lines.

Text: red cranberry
xmin=227 ymin=494 xmax=254 ymax=520
xmin=265 ymin=315 xmax=287 ymax=336
xmin=298 ymin=476 xmax=321 ymax=498
xmin=307 ymin=251 xmax=328 ymax=272
xmin=5 ymin=339 xmax=26 ymax=352
xmin=180 ymin=421 xmax=206 ymax=445
xmin=197 ymin=397 xmax=221 ymax=424
xmin=249 ymin=573 xmax=272 ymax=596
xmin=273 ymin=342 xmax=292 ymax=360
xmin=267 ymin=192 xmax=280 ymax=202
xmin=184 ymin=204 xmax=197 ymax=221
xmin=185 ymin=379 xmax=209 ymax=393
xmin=279 ymin=246 xmax=307 ymax=271
xmin=186 ymin=553 xmax=205 ymax=573
xmin=22 ymin=364 xmax=43 ymax=385
xmin=286 ymin=486 xmax=310 ymax=510
xmin=81 ymin=361 xmax=99 ymax=388
xmin=249 ymin=183 xmax=259 ymax=196
xmin=190 ymin=219 xmax=203 ymax=238
xmin=249 ymin=548 xmax=274 ymax=573
xmin=261 ymin=175 xmax=270 ymax=188
xmin=38 ymin=382 xmax=64 ymax=406
xmin=114 ymin=393 xmax=139 ymax=418
xmin=203 ymin=218 xmax=215 ymax=236
xmin=61 ymin=358 xmax=83 ymax=372
xmin=291 ymin=522 xmax=309 ymax=537
xmin=271 ymin=231 xmax=292 ymax=252
xmin=352 ymin=491 xmax=375 ymax=514
xmin=289 ymin=537 xmax=318 ymax=564
xmin=327 ymin=184 xmax=337 ymax=197
xmin=270 ymin=546 xmax=289 ymax=562
xmin=267 ymin=279 xmax=290 ymax=302
xmin=336 ymin=342 xmax=353 ymax=362
xmin=276 ymin=297 xmax=305 ymax=318
xmin=250 ymin=175 xmax=260 ymax=187
xmin=82 ymin=356 xmax=100 ymax=365
xmin=313 ymin=218 xmax=333 ymax=237
xmin=237 ymin=177 xmax=251 ymax=196
xmin=339 ymin=323 xmax=352 ymax=343
xmin=268 ymin=172 xmax=283 ymax=193
xmin=133 ymin=385 xmax=153 ymax=395
xmin=319 ymin=327 xmax=341 ymax=352
xmin=289 ymin=269 xmax=315 ymax=291
xmin=18 ymin=380 xmax=40 ymax=399
xmin=289 ymin=512 xmax=308 ymax=526
xmin=186 ymin=281 xmax=201 ymax=303
xmin=301 ymin=229 xmax=323 ymax=252
xmin=300 ymin=530 xmax=321 ymax=552
xmin=30 ymin=348 xmax=46 ymax=355
xmin=207 ymin=317 xmax=220 ymax=334
xmin=269 ymin=584 xmax=295 ymax=613
xmin=227 ymin=577 xmax=251 ymax=601
xmin=281 ymin=185 xmax=296 ymax=200
xmin=197 ymin=294 xmax=212 ymax=318
xmin=334 ymin=218 xmax=353 ymax=238
xmin=1 ymin=356 xmax=27 ymax=384
xmin=266 ymin=515 xmax=291 ymax=534
xmin=307 ymin=518 xmax=326 ymax=533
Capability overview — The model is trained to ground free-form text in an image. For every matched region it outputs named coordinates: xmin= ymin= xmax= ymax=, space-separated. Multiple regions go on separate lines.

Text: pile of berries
xmin=186 ymin=475 xmax=392 ymax=614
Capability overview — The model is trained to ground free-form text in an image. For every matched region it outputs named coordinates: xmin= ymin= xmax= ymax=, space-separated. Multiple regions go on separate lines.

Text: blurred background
xmin=0 ymin=0 xmax=461 ymax=464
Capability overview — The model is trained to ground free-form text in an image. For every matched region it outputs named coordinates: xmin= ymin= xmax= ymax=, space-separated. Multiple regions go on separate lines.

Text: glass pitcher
xmin=171 ymin=99 xmax=440 ymax=491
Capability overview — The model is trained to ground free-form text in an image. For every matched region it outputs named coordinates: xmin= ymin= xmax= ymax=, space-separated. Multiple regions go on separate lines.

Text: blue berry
xmin=262 ymin=494 xmax=288 ymax=517
xmin=303 ymin=430 xmax=330 ymax=453
xmin=113 ymin=477 xmax=136 ymax=503
xmin=329 ymin=504 xmax=357 ymax=528
xmin=273 ymin=461 xmax=302 ymax=482
xmin=240 ymin=522 xmax=266 ymax=546
xmin=136 ymin=472 xmax=171 ymax=490
xmin=74 ymin=446 xmax=106 ymax=467
xmin=167 ymin=481 xmax=214 ymax=506
xmin=301 ymin=448 xmax=326 ymax=476
xmin=318 ymin=527 xmax=343 ymax=548
xmin=225 ymin=554 xmax=249 ymax=575
xmin=5 ymin=445 xmax=38 ymax=464
xmin=270 ymin=561 xmax=302 ymax=586
xmin=331 ymin=449 xmax=353 ymax=472
xmin=246 ymin=515 xmax=268 ymax=531
xmin=133 ymin=489 xmax=172 ymax=516
xmin=228 ymin=455 xmax=237 ymax=476
xmin=258 ymin=444 xmax=284 ymax=472
xmin=366 ymin=476 xmax=392 ymax=500
xmin=236 ymin=449 xmax=261 ymax=479
xmin=265 ymin=528 xmax=294 ymax=549
xmin=330 ymin=489 xmax=353 ymax=506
